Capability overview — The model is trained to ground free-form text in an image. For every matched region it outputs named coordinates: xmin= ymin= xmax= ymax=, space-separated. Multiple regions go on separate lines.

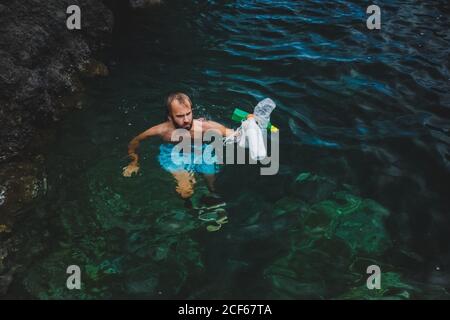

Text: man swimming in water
xmin=122 ymin=92 xmax=234 ymax=202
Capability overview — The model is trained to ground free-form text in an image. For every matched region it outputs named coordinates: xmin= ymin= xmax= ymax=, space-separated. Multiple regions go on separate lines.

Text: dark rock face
xmin=0 ymin=0 xmax=163 ymax=298
xmin=0 ymin=0 xmax=115 ymax=297
xmin=0 ymin=0 xmax=113 ymax=162
xmin=0 ymin=156 xmax=47 ymax=226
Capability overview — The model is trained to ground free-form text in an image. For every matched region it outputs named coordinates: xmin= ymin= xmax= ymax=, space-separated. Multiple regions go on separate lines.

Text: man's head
xmin=166 ymin=92 xmax=193 ymax=130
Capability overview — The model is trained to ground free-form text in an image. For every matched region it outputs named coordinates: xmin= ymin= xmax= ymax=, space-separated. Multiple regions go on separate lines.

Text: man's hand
xmin=122 ymin=162 xmax=140 ymax=177
xmin=123 ymin=124 xmax=162 ymax=177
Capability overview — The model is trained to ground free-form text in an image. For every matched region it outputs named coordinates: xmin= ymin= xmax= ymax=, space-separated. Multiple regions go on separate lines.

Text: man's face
xmin=169 ymin=99 xmax=193 ymax=130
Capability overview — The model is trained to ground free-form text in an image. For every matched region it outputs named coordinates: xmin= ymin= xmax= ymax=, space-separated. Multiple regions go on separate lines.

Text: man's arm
xmin=202 ymin=120 xmax=235 ymax=137
xmin=123 ymin=125 xmax=161 ymax=177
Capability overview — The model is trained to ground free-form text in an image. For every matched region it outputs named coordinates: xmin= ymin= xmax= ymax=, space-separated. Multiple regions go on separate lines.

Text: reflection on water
xmin=8 ymin=0 xmax=450 ymax=299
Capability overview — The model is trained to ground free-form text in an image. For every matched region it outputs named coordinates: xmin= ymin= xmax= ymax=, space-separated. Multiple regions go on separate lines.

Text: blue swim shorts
xmin=157 ymin=143 xmax=220 ymax=175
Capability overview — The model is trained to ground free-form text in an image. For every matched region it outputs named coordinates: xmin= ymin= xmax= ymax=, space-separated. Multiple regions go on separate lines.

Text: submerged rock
xmin=273 ymin=197 xmax=304 ymax=217
xmin=264 ymin=237 xmax=356 ymax=299
xmin=306 ymin=192 xmax=391 ymax=255
xmin=0 ymin=3 xmax=113 ymax=277
xmin=291 ymin=171 xmax=338 ymax=203
xmin=126 ymin=276 xmax=159 ymax=295
xmin=0 ymin=158 xmax=47 ymax=227
xmin=264 ymin=173 xmax=396 ymax=299
xmin=334 ymin=271 xmax=448 ymax=300
xmin=80 ymin=60 xmax=109 ymax=77
xmin=0 ymin=266 xmax=19 ymax=296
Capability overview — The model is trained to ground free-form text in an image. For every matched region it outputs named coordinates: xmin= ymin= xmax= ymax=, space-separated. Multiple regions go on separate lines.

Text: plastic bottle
xmin=239 ymin=116 xmax=267 ymax=160
xmin=231 ymin=107 xmax=279 ymax=132
xmin=253 ymin=98 xmax=276 ymax=130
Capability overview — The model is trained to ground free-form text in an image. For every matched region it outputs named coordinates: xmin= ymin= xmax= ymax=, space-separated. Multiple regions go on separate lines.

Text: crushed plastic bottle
xmin=239 ymin=117 xmax=267 ymax=160
xmin=253 ymin=98 xmax=276 ymax=129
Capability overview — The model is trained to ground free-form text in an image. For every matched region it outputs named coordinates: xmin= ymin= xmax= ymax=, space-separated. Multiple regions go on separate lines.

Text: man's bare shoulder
xmin=155 ymin=121 xmax=171 ymax=131
xmin=197 ymin=119 xmax=235 ymax=137
xmin=139 ymin=121 xmax=171 ymax=138
xmin=197 ymin=119 xmax=223 ymax=130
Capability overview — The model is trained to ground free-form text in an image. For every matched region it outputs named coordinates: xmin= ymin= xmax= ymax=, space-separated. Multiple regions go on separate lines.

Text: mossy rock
xmin=303 ymin=192 xmax=391 ymax=256
xmin=291 ymin=172 xmax=338 ymax=203
xmin=337 ymin=272 xmax=416 ymax=300
xmin=264 ymin=238 xmax=357 ymax=299
xmin=273 ymin=197 xmax=304 ymax=217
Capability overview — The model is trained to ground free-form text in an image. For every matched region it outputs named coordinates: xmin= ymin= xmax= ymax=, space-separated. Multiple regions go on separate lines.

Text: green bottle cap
xmin=231 ymin=108 xmax=278 ymax=132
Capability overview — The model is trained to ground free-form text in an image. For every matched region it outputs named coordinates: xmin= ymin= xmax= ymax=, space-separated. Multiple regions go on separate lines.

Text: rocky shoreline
xmin=0 ymin=0 xmax=160 ymax=297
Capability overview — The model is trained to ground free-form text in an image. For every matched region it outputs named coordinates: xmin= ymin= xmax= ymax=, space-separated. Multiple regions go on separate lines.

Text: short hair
xmin=166 ymin=92 xmax=192 ymax=114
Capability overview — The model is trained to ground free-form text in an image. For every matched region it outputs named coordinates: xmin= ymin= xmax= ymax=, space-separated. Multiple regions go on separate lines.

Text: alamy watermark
xmin=366 ymin=265 xmax=381 ymax=289
xmin=366 ymin=5 xmax=381 ymax=30
xmin=66 ymin=5 xmax=81 ymax=30
xmin=66 ymin=265 xmax=81 ymax=290
xmin=67 ymin=4 xmax=381 ymax=31
xmin=169 ymin=125 xmax=279 ymax=176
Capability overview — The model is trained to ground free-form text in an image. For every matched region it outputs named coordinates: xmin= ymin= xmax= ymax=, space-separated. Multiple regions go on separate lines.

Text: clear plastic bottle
xmin=253 ymin=98 xmax=276 ymax=130
xmin=239 ymin=117 xmax=267 ymax=160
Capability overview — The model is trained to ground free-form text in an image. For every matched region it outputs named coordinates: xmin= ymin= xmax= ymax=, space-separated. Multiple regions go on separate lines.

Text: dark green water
xmin=8 ymin=0 xmax=450 ymax=299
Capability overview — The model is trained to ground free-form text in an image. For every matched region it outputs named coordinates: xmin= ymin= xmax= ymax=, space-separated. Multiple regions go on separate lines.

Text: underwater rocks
xmin=0 ymin=0 xmax=164 ymax=299
xmin=267 ymin=172 xmax=449 ymax=299
xmin=291 ymin=172 xmax=338 ymax=203
xmin=0 ymin=266 xmax=18 ymax=296
xmin=262 ymin=172 xmax=395 ymax=299
xmin=305 ymin=191 xmax=391 ymax=255
xmin=288 ymin=172 xmax=392 ymax=254
xmin=0 ymin=1 xmax=112 ymax=296
xmin=79 ymin=59 xmax=110 ymax=77
xmin=0 ymin=0 xmax=113 ymax=229
xmin=336 ymin=268 xmax=450 ymax=300
xmin=14 ymin=157 xmax=205 ymax=298
xmin=0 ymin=230 xmax=22 ymax=295
xmin=0 ymin=156 xmax=46 ymax=296
xmin=0 ymin=157 xmax=47 ymax=228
